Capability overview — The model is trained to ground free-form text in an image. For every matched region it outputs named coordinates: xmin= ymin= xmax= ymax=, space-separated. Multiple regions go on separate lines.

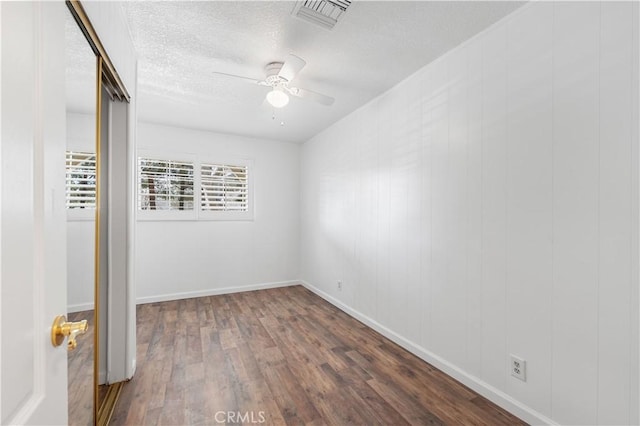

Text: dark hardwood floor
xmin=111 ymin=286 xmax=526 ymax=425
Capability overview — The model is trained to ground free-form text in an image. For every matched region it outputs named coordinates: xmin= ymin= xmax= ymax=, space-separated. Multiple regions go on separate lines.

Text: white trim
xmin=126 ymin=69 xmax=137 ymax=382
xmin=136 ymin=280 xmax=299 ymax=305
xmin=30 ymin=2 xmax=46 ymax=422
xmin=107 ymin=97 xmax=114 ymax=387
xmin=635 ymin=1 xmax=640 ymax=423
xmin=67 ymin=302 xmax=94 ymax=313
xmin=300 ymin=280 xmax=557 ymax=426
xmin=0 ymin=1 xmax=4 ymax=421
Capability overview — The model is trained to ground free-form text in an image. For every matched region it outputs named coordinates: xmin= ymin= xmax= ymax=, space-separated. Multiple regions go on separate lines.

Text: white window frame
xmin=136 ymin=150 xmax=197 ymax=221
xmin=66 ymin=150 xmax=96 ymax=221
xmin=136 ymin=151 xmax=254 ymax=222
xmin=198 ymin=158 xmax=254 ymax=221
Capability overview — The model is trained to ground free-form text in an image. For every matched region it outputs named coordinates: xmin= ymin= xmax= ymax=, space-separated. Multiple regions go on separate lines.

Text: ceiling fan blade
xmin=278 ymin=54 xmax=306 ymax=82
xmin=287 ymin=86 xmax=334 ymax=106
xmin=212 ymin=71 xmax=267 ymax=85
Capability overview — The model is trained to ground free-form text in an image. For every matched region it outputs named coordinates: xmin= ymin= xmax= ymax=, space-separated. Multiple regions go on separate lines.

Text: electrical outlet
xmin=337 ymin=280 xmax=342 ymax=291
xmin=510 ymin=355 xmax=526 ymax=381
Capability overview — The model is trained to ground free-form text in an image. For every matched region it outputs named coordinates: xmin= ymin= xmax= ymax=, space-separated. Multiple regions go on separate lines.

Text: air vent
xmin=292 ymin=0 xmax=352 ymax=30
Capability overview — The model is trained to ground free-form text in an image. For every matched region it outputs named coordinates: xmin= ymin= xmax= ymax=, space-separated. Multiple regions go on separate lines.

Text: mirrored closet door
xmin=65 ymin=6 xmax=97 ymax=425
xmin=65 ymin=1 xmax=131 ymax=424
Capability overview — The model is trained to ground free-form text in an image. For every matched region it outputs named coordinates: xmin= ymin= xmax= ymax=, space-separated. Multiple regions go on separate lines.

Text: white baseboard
xmin=129 ymin=358 xmax=136 ymax=380
xmin=136 ymin=280 xmax=300 ymax=305
xmin=67 ymin=302 xmax=94 ymax=313
xmin=300 ymin=280 xmax=556 ymax=426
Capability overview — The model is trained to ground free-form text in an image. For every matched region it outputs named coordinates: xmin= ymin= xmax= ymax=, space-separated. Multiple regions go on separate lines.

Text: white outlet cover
xmin=510 ymin=355 xmax=526 ymax=381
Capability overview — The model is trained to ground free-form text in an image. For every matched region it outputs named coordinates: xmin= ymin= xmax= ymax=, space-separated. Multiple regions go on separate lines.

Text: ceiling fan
xmin=213 ymin=54 xmax=335 ymax=108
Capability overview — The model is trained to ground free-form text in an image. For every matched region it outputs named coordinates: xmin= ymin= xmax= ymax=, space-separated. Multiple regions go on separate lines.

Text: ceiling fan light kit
xmin=266 ymin=88 xmax=290 ymax=108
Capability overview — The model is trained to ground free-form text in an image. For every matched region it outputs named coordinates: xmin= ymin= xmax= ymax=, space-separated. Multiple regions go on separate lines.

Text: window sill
xmin=136 ymin=210 xmax=254 ymax=222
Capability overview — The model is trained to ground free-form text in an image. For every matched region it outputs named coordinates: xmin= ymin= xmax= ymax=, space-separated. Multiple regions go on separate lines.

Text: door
xmin=1 ymin=2 xmax=69 ymax=424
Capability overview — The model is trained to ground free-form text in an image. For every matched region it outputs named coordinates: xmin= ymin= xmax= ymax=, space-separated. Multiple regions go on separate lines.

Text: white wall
xmin=300 ymin=2 xmax=639 ymax=425
xmin=136 ymin=122 xmax=300 ymax=302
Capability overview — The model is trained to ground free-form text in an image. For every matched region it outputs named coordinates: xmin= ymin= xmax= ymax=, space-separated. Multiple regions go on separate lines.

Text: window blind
xmin=138 ymin=158 xmax=194 ymax=211
xmin=200 ymin=163 xmax=249 ymax=212
xmin=66 ymin=151 xmax=96 ymax=209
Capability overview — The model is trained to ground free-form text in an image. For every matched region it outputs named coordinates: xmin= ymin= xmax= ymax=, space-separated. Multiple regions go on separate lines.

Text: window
xmin=66 ymin=151 xmax=96 ymax=210
xmin=136 ymin=153 xmax=253 ymax=221
xmin=138 ymin=158 xmax=194 ymax=211
xmin=201 ymin=163 xmax=249 ymax=212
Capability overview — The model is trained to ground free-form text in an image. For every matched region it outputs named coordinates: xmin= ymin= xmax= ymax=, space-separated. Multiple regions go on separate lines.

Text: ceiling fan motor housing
xmin=265 ymin=62 xmax=287 ymax=86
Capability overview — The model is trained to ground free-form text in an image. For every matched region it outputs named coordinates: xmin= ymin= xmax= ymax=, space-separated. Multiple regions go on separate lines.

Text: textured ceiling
xmin=66 ymin=10 xmax=96 ymax=114
xmin=123 ymin=1 xmax=525 ymax=143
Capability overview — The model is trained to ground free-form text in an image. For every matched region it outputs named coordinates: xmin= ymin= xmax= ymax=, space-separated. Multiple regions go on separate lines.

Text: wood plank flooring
xmin=68 ymin=310 xmax=94 ymax=426
xmin=111 ymin=286 xmax=526 ymax=425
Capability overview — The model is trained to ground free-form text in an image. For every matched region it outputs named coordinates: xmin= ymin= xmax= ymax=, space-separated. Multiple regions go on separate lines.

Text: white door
xmin=1 ymin=2 xmax=69 ymax=425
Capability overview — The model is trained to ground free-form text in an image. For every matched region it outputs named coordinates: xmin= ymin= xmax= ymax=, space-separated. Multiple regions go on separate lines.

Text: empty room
xmin=1 ymin=0 xmax=639 ymax=425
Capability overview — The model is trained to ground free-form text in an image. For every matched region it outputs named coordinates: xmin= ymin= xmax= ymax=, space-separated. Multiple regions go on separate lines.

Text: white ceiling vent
xmin=292 ymin=0 xmax=352 ymax=30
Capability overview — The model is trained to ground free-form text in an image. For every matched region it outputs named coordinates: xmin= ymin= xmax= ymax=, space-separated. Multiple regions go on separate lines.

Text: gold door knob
xmin=51 ymin=315 xmax=88 ymax=351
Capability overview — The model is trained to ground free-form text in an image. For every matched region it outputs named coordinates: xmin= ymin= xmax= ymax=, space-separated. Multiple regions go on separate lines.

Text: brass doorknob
xmin=51 ymin=315 xmax=88 ymax=351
